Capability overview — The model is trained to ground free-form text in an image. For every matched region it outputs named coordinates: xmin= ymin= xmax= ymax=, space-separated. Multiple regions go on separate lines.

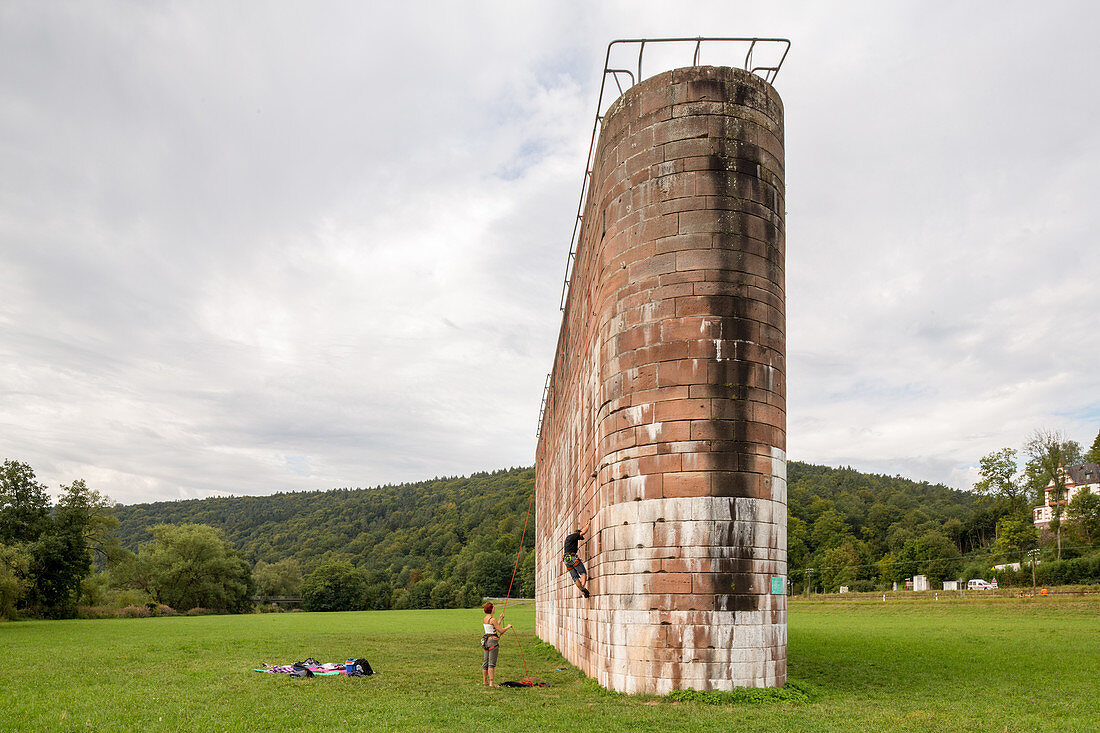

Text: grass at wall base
xmin=3 ymin=596 xmax=1098 ymax=732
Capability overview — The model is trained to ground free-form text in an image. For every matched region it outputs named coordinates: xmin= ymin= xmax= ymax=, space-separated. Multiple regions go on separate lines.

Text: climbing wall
xmin=534 ymin=66 xmax=787 ymax=694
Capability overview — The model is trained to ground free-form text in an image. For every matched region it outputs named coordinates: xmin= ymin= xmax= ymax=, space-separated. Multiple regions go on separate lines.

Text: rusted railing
xmin=535 ymin=373 xmax=552 ymax=438
xmin=557 ymin=37 xmax=791 ymax=312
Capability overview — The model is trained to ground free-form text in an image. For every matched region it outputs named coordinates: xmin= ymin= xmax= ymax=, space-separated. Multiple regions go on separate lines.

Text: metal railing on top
xmin=535 ymin=373 xmax=551 ymax=438
xmin=539 ymin=38 xmax=790 ymax=441
xmin=556 ymin=37 xmax=791 ymax=312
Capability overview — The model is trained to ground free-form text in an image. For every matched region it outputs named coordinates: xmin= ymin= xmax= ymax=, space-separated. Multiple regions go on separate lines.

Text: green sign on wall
xmin=771 ymin=576 xmax=785 ymax=595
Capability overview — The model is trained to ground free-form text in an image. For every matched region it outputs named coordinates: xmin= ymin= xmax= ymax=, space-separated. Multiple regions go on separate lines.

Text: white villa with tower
xmin=1033 ymin=462 xmax=1100 ymax=530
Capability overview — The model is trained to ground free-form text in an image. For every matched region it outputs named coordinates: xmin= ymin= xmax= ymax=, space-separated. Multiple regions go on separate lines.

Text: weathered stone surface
xmin=535 ymin=66 xmax=786 ymax=693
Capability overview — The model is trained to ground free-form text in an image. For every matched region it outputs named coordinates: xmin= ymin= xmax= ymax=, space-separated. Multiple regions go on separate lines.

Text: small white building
xmin=943 ymin=580 xmax=960 ymax=591
xmin=1033 ymin=462 xmax=1100 ymax=529
xmin=913 ymin=575 xmax=930 ymax=592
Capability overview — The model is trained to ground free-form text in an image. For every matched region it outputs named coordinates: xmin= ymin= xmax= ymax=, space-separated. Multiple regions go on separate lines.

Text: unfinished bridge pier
xmin=535 ymin=49 xmax=788 ymax=694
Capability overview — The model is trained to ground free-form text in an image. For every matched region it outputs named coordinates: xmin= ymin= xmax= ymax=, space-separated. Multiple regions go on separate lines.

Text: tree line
xmin=789 ymin=428 xmax=1100 ymax=592
xmin=1 ymin=463 xmax=535 ymax=618
xmin=3 ymin=427 xmax=1098 ymax=618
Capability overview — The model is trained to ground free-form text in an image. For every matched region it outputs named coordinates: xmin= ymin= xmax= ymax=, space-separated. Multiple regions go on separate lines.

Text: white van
xmin=967 ymin=579 xmax=994 ymax=590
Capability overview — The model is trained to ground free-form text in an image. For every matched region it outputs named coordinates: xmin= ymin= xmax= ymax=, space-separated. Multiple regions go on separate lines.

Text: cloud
xmin=1 ymin=1 xmax=1098 ymax=503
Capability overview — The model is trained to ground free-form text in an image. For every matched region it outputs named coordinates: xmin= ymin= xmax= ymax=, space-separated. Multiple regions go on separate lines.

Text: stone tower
xmin=535 ymin=65 xmax=787 ymax=694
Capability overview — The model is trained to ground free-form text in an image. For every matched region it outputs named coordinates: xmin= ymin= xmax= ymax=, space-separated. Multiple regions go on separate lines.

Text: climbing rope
xmin=497 ymin=481 xmax=537 ymax=680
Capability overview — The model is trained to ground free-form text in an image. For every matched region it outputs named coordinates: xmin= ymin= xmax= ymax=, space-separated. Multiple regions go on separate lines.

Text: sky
xmin=2 ymin=1 xmax=1098 ymax=505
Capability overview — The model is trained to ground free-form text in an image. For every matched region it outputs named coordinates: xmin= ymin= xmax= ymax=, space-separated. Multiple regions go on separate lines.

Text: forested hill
xmin=114 ymin=462 xmax=982 ymax=591
xmin=113 ymin=467 xmax=537 ymax=581
xmin=787 ymin=461 xmax=983 ymax=551
xmin=787 ymin=462 xmax=980 ymax=543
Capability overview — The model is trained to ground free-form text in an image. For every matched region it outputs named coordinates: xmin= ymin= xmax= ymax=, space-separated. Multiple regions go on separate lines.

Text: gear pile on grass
xmin=253 ymin=657 xmax=373 ymax=678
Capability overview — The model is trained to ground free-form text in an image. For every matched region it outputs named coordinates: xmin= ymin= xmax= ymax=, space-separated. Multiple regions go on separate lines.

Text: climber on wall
xmin=563 ymin=520 xmax=591 ymax=598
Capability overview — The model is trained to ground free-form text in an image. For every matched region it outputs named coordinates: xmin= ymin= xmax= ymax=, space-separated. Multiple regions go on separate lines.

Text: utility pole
xmin=805 ymin=568 xmax=814 ymax=597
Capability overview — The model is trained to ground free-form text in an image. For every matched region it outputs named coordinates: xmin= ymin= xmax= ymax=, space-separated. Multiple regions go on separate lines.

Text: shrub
xmin=108 ymin=588 xmax=154 ymax=608
xmin=1031 ymin=553 xmax=1100 ymax=587
xmin=669 ymin=680 xmax=817 ymax=705
xmin=78 ymin=606 xmax=121 ymax=619
xmin=960 ymin=561 xmax=993 ymax=583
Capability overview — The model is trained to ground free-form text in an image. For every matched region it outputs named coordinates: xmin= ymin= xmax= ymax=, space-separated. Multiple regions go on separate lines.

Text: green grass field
xmin=3 ymin=596 xmax=1098 ymax=732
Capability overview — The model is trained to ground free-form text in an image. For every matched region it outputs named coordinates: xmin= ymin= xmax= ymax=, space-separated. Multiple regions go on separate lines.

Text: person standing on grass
xmin=480 ymin=602 xmax=512 ymax=686
xmin=563 ymin=521 xmax=591 ymax=598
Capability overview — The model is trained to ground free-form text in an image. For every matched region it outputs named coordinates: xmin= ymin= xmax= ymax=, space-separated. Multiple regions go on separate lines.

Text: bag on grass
xmin=290 ymin=663 xmax=314 ymax=678
xmin=345 ymin=658 xmax=373 ymax=676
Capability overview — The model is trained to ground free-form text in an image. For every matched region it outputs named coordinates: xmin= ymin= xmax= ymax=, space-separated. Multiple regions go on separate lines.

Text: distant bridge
xmin=252 ymin=596 xmax=302 ymax=607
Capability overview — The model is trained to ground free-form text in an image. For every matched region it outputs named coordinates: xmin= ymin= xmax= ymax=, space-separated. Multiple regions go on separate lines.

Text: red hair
xmin=483 ymin=602 xmax=494 ymax=614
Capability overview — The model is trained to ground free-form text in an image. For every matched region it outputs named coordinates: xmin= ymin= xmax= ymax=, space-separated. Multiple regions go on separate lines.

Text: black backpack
xmin=290 ymin=663 xmax=314 ymax=678
xmin=348 ymin=658 xmax=373 ymax=676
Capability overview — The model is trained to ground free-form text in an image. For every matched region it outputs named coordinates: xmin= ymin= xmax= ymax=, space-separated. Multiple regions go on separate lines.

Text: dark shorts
xmin=565 ymin=557 xmax=587 ymax=580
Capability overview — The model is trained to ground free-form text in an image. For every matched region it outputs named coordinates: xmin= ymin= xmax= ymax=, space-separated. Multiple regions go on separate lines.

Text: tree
xmin=1086 ymin=429 xmax=1100 ymax=465
xmin=361 ymin=569 xmax=392 ymax=610
xmin=470 ymin=551 xmax=512 ymax=598
xmin=876 ymin=552 xmax=897 ymax=585
xmin=973 ymin=448 xmax=1026 ymax=514
xmin=1067 ymin=488 xmax=1100 ymax=547
xmin=407 ymin=578 xmax=435 ymax=608
xmin=429 ymin=579 xmax=459 ymax=608
xmin=866 ymin=503 xmax=902 ymax=534
xmin=518 ymin=550 xmax=536 ymax=598
xmin=816 ymin=540 xmax=864 ymax=592
xmin=137 ymin=524 xmax=253 ymax=612
xmin=942 ymin=517 xmax=964 ymax=549
xmin=25 ymin=526 xmax=89 ymax=618
xmin=892 ymin=531 xmax=961 ymax=584
xmin=300 ymin=559 xmax=365 ymax=611
xmin=1 ymin=472 xmax=112 ymax=618
xmin=0 ymin=460 xmax=50 ymax=544
xmin=252 ymin=558 xmax=302 ymax=602
xmin=810 ymin=509 xmax=853 ymax=551
xmin=0 ymin=543 xmax=31 ymax=619
xmin=990 ymin=514 xmax=1039 ymax=562
xmin=1025 ymin=430 xmax=1083 ymax=559
xmin=787 ymin=515 xmax=810 ymax=572
xmin=918 ymin=531 xmax=963 ymax=584
xmin=56 ymin=479 xmax=125 ymax=568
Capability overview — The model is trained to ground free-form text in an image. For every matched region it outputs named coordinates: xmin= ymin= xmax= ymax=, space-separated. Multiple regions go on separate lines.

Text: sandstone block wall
xmin=534 ymin=66 xmax=787 ymax=694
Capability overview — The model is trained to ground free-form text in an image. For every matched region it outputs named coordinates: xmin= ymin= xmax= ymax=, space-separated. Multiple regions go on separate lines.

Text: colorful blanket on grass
xmin=253 ymin=662 xmax=346 ymax=676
